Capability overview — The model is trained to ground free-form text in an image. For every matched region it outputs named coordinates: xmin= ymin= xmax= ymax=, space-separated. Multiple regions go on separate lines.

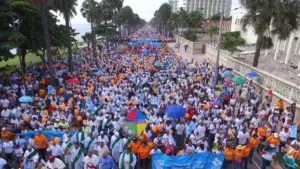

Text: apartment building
xmin=177 ymin=0 xmax=232 ymax=18
xmin=168 ymin=0 xmax=179 ymax=12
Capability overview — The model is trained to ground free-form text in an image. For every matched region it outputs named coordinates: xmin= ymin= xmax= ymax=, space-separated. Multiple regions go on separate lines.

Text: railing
xmin=206 ymin=44 xmax=300 ymax=107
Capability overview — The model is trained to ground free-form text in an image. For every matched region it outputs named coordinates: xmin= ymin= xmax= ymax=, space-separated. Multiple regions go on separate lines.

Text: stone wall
xmin=175 ymin=35 xmax=206 ymax=54
xmin=206 ymin=44 xmax=300 ymax=122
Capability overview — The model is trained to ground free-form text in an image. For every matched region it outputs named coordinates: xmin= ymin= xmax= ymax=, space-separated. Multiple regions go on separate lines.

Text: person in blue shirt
xmin=98 ymin=152 xmax=115 ymax=169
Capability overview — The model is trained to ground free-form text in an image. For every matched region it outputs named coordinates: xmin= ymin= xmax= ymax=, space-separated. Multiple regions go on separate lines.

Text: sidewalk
xmin=167 ymin=43 xmax=206 ymax=64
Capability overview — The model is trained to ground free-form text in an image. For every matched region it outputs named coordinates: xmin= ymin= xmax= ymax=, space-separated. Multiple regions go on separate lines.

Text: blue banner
xmin=20 ymin=130 xmax=64 ymax=143
xmin=152 ymin=152 xmax=224 ymax=169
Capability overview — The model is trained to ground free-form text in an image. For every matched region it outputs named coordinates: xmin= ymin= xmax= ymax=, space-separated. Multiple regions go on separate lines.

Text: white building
xmin=230 ymin=2 xmax=300 ymax=66
xmin=168 ymin=0 xmax=179 ymax=12
xmin=177 ymin=0 xmax=232 ymax=18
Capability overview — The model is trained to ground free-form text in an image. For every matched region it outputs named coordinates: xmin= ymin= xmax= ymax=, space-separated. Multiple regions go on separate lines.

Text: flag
xmin=47 ymin=85 xmax=56 ymax=95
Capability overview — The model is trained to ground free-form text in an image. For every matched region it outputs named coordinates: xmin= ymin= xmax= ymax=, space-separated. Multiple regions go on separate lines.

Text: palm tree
xmin=28 ymin=0 xmax=55 ymax=85
xmin=241 ymin=0 xmax=300 ymax=67
xmin=207 ymin=26 xmax=218 ymax=44
xmin=81 ymin=0 xmax=97 ymax=57
xmin=54 ymin=0 xmax=78 ymax=72
xmin=82 ymin=32 xmax=92 ymax=47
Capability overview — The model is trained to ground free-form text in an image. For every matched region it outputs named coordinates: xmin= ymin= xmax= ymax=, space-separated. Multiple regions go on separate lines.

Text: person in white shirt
xmin=97 ymin=131 xmax=109 ymax=146
xmin=149 ymin=145 xmax=162 ymax=155
xmin=118 ymin=147 xmax=137 ymax=169
xmin=96 ymin=141 xmax=110 ymax=158
xmin=175 ymin=121 xmax=184 ymax=146
xmin=279 ymin=127 xmax=290 ymax=153
xmin=0 ymin=157 xmax=7 ymax=169
xmin=23 ymin=145 xmax=39 ymax=169
xmin=237 ymin=129 xmax=250 ymax=145
xmin=47 ymin=142 xmax=62 ymax=158
xmin=45 ymin=155 xmax=66 ymax=169
xmin=3 ymin=140 xmax=13 ymax=164
xmin=83 ymin=151 xmax=99 ymax=169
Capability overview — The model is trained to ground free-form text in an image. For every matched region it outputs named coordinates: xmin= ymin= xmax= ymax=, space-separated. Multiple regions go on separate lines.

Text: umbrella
xmin=18 ymin=96 xmax=33 ymax=103
xmin=165 ymin=105 xmax=186 ymax=119
xmin=66 ymin=78 xmax=79 ymax=85
xmin=245 ymin=72 xmax=259 ymax=79
xmin=188 ymin=67 xmax=198 ymax=73
xmin=225 ymin=77 xmax=232 ymax=85
xmin=232 ymin=76 xmax=245 ymax=85
xmin=224 ymin=70 xmax=232 ymax=76
xmin=125 ymin=110 xmax=148 ymax=136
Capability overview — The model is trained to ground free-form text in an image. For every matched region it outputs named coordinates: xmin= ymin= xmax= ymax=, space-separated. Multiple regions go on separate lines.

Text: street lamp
xmin=213 ymin=4 xmax=241 ymax=87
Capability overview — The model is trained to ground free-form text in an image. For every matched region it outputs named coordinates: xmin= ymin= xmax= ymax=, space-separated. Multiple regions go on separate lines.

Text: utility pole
xmin=9 ymin=0 xmax=27 ymax=95
xmin=213 ymin=0 xmax=224 ymax=87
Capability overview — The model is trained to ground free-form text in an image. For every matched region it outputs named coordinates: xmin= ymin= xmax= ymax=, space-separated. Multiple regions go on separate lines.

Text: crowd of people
xmin=0 ymin=28 xmax=299 ymax=169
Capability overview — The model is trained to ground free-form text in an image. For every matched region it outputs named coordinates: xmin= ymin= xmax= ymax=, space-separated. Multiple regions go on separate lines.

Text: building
xmin=230 ymin=3 xmax=300 ymax=66
xmin=168 ymin=0 xmax=178 ymax=12
xmin=177 ymin=0 xmax=232 ymax=18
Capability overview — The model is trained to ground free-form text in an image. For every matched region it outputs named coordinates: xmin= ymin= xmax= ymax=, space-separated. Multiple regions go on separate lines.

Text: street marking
xmin=253 ymin=158 xmax=261 ymax=169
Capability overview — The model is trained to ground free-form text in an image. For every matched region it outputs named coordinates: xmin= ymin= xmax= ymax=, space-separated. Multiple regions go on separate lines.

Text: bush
xmin=184 ymin=29 xmax=197 ymax=41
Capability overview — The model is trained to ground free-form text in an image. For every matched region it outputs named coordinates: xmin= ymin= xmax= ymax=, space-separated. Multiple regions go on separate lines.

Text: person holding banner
xmin=34 ymin=130 xmax=48 ymax=161
xmin=118 ymin=147 xmax=137 ymax=169
xmin=137 ymin=142 xmax=151 ymax=169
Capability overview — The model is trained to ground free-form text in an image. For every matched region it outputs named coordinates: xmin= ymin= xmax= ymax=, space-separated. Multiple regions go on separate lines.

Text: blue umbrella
xmin=224 ymin=70 xmax=232 ymax=76
xmin=245 ymin=72 xmax=259 ymax=79
xmin=165 ymin=105 xmax=186 ymax=119
xmin=18 ymin=96 xmax=33 ymax=103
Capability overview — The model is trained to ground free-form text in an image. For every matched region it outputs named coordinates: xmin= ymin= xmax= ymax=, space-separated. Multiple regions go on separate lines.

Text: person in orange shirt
xmin=1 ymin=127 xmax=13 ymax=142
xmin=139 ymin=132 xmax=147 ymax=143
xmin=147 ymin=139 xmax=155 ymax=150
xmin=266 ymin=133 xmax=280 ymax=147
xmin=242 ymin=143 xmax=252 ymax=169
xmin=249 ymin=134 xmax=259 ymax=164
xmin=138 ymin=142 xmax=151 ymax=169
xmin=34 ymin=131 xmax=48 ymax=160
xmin=234 ymin=145 xmax=243 ymax=169
xmin=223 ymin=145 xmax=234 ymax=169
xmin=128 ymin=137 xmax=141 ymax=155
xmin=276 ymin=99 xmax=284 ymax=115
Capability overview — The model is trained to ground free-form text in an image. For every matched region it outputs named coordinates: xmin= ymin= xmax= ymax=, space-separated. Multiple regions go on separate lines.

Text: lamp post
xmin=213 ymin=0 xmax=224 ymax=87
xmin=213 ymin=4 xmax=240 ymax=87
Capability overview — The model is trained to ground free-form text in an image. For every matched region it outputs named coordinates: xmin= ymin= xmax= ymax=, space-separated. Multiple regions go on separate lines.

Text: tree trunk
xmin=210 ymin=35 xmax=212 ymax=44
xmin=253 ymin=32 xmax=264 ymax=67
xmin=40 ymin=4 xmax=55 ymax=85
xmin=21 ymin=48 xmax=26 ymax=73
xmin=91 ymin=20 xmax=97 ymax=57
xmin=65 ymin=15 xmax=73 ymax=72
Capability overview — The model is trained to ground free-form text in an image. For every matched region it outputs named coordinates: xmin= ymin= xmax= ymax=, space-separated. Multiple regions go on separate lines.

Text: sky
xmin=57 ymin=0 xmax=240 ymax=41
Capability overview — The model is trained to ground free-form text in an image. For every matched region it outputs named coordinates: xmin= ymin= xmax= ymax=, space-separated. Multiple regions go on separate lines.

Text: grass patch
xmin=0 ymin=53 xmax=41 ymax=74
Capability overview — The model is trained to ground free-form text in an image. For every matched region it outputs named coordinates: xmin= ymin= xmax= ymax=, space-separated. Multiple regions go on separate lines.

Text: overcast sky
xmin=58 ymin=0 xmax=241 ymax=40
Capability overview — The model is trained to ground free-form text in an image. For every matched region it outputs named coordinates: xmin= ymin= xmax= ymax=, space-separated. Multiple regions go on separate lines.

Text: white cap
xmin=100 ymin=131 xmax=104 ymax=134
xmin=274 ymin=133 xmax=279 ymax=138
xmin=2 ymin=127 xmax=6 ymax=131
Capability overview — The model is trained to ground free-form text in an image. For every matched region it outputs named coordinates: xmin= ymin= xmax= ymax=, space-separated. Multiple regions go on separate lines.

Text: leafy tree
xmin=82 ymin=32 xmax=92 ymax=47
xmin=188 ymin=11 xmax=203 ymax=28
xmin=28 ymin=0 xmax=55 ymax=85
xmin=241 ymin=0 xmax=300 ymax=67
xmin=206 ymin=26 xmax=218 ymax=44
xmin=116 ymin=6 xmax=134 ymax=35
xmin=220 ymin=31 xmax=246 ymax=52
xmin=155 ymin=3 xmax=172 ymax=35
xmin=81 ymin=0 xmax=97 ymax=57
xmin=0 ymin=0 xmax=28 ymax=62
xmin=177 ymin=7 xmax=189 ymax=34
xmin=210 ymin=13 xmax=221 ymax=21
xmin=53 ymin=0 xmax=78 ymax=72
xmin=184 ymin=29 xmax=197 ymax=42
